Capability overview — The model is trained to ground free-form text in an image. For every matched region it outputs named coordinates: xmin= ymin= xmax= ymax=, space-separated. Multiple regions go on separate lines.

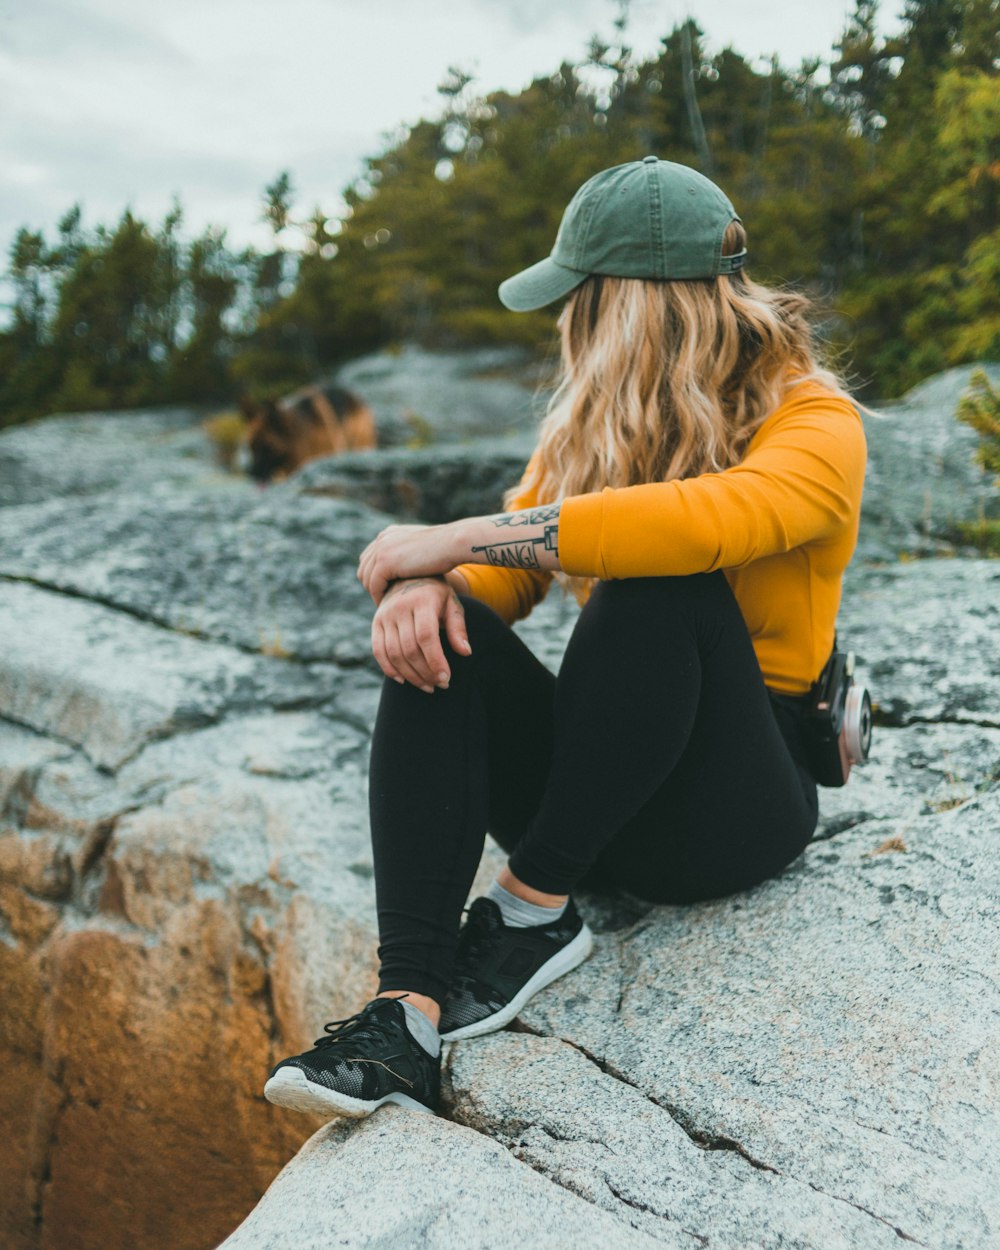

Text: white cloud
xmin=0 ymin=0 xmax=186 ymax=61
xmin=0 ymin=0 xmax=899 ymax=263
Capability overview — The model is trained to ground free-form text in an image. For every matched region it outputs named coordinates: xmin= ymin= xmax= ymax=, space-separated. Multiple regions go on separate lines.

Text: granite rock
xmin=839 ymin=556 xmax=1000 ymax=728
xmin=292 ymin=433 xmax=539 ymax=525
xmin=1 ymin=361 xmax=998 ymax=1250
xmin=335 ymin=343 xmax=547 ymax=448
xmin=217 ymin=1109 xmax=669 ymax=1250
xmin=855 ymin=363 xmax=1000 ymax=562
xmin=0 ymin=406 xmax=231 ymax=507
xmin=0 ymin=346 xmax=545 ymax=510
xmin=510 ymin=788 xmax=1000 ymax=1250
xmin=446 ymin=1033 xmax=911 ymax=1250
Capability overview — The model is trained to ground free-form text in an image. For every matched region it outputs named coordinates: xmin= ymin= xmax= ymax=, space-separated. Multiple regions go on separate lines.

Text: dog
xmin=240 ymin=382 xmax=376 ymax=482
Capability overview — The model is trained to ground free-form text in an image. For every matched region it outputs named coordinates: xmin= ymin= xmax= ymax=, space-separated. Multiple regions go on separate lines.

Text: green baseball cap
xmin=498 ymin=156 xmax=746 ymax=312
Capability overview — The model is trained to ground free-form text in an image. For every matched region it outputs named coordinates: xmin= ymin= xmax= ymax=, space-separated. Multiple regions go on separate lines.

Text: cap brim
xmin=498 ymin=256 xmax=589 ymax=312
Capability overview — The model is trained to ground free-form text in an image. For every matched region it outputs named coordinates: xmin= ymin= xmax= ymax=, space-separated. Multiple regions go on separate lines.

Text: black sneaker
xmin=264 ymin=996 xmax=440 ymax=1119
xmin=438 ymin=896 xmax=593 ymax=1042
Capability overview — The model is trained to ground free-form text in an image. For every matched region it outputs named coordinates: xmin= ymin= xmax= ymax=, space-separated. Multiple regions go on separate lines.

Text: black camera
xmin=802 ymin=643 xmax=873 ymax=787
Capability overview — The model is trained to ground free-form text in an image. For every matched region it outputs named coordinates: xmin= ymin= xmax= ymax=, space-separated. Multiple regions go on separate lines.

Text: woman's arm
xmin=356 ymin=502 xmax=561 ymax=607
xmin=448 ymin=503 xmax=563 ymax=573
xmin=448 ymin=450 xmax=556 ymax=622
xmin=556 ymin=388 xmax=867 ymax=579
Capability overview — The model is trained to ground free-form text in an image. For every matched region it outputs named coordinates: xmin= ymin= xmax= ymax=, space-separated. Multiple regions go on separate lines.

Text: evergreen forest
xmin=1 ymin=0 xmax=997 ymax=427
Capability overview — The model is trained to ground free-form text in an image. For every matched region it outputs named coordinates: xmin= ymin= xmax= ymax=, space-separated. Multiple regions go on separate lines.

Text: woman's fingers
xmin=412 ymin=606 xmax=452 ymax=687
xmin=443 ymin=594 xmax=472 ymax=657
xmin=356 ymin=523 xmax=446 ymax=604
xmin=371 ymin=616 xmax=405 ymax=685
xmin=387 ymin=616 xmax=436 ymax=693
xmin=390 ymin=610 xmax=442 ymax=690
xmin=357 ymin=538 xmax=384 ymax=590
xmin=358 ymin=546 xmax=379 ymax=596
xmin=360 ymin=550 xmax=390 ymax=604
xmin=371 ymin=580 xmax=468 ymax=694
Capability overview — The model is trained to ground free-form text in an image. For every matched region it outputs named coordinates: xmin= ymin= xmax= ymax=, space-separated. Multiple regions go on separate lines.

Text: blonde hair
xmin=503 ymin=221 xmax=851 ymax=603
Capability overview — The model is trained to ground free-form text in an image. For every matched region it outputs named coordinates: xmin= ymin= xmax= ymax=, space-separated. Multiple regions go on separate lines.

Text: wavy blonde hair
xmin=503 ymin=220 xmax=851 ymax=602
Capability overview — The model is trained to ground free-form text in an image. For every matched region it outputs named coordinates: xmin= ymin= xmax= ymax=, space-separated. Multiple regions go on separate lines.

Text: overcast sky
xmin=1 ymin=0 xmax=904 ymax=263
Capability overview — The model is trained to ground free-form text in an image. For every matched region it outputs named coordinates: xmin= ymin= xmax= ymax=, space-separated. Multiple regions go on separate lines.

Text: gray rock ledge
xmin=1 ymin=363 xmax=997 ymax=1250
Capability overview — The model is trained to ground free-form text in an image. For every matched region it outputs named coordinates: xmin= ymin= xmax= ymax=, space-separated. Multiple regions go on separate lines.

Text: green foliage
xmin=402 ymin=411 xmax=435 ymax=449
xmin=955 ymin=518 xmax=1000 ymax=554
xmin=954 ymin=368 xmax=1000 ymax=554
xmin=0 ymin=205 xmax=250 ymax=425
xmin=1 ymin=0 xmax=998 ymax=424
xmin=956 ymin=369 xmax=1000 ymax=478
xmin=202 ymin=409 xmax=247 ymax=469
xmin=835 ymin=0 xmax=999 ymax=395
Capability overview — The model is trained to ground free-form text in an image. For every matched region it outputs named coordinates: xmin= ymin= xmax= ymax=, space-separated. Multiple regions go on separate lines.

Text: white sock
xmin=396 ymin=998 xmax=441 ymax=1057
xmin=485 ymin=879 xmax=568 ymax=928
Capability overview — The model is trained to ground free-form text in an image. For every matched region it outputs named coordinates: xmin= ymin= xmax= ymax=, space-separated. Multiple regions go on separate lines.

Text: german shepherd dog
xmin=240 ymin=383 xmax=376 ymax=482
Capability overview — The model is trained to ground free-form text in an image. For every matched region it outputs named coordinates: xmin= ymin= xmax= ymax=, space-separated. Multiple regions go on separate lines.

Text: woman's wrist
xmin=447 ymin=506 xmax=562 ymax=572
xmin=443 ymin=568 xmax=471 ymax=596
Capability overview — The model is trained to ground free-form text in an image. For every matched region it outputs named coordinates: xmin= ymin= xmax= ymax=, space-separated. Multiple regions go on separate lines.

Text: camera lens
xmin=844 ymin=685 xmax=872 ymax=764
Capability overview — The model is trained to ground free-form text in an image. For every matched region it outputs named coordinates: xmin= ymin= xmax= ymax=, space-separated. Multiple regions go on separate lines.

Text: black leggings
xmin=368 ymin=572 xmax=819 ymax=1006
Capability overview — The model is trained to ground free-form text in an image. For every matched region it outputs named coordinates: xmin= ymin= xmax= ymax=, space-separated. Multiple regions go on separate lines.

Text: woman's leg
xmin=496 ymin=572 xmax=818 ymax=904
xmin=262 ymin=568 xmax=819 ymax=1116
xmin=368 ymin=595 xmax=558 ymax=1012
xmin=265 ymin=595 xmax=559 ymax=1121
xmin=370 ymin=572 xmax=818 ymax=1020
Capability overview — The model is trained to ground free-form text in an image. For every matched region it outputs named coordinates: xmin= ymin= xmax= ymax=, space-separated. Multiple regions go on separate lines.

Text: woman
xmin=263 ymin=157 xmax=867 ymax=1120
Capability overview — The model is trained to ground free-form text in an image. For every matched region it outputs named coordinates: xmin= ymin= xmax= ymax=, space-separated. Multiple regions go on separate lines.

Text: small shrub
xmin=203 ymin=409 xmax=247 ymax=470
xmin=954 ymin=516 xmax=1000 ymax=555
xmin=955 ymin=370 xmax=1000 ymax=556
xmin=258 ymin=629 xmax=288 ymax=658
xmin=956 ymin=370 xmax=1000 ymax=479
xmin=403 ymin=410 xmax=435 ymax=449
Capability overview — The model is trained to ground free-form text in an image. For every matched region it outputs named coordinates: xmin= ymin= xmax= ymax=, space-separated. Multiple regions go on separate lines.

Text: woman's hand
xmin=357 ymin=522 xmax=461 ymax=606
xmin=372 ymin=576 xmax=471 ymax=693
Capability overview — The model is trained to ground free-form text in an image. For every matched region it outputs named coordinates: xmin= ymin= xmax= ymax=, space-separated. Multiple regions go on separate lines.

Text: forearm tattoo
xmin=470 ymin=505 xmax=557 ymax=570
xmin=490 ymin=505 xmax=561 ymax=527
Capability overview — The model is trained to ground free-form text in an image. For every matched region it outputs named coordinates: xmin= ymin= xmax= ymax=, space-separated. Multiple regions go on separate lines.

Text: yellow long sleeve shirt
xmin=453 ymin=380 xmax=868 ymax=695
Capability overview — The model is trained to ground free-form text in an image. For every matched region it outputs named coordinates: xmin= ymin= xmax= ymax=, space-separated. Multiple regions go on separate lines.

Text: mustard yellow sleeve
xmin=558 ymin=387 xmax=867 ymax=578
xmin=451 ymin=448 xmax=553 ymax=625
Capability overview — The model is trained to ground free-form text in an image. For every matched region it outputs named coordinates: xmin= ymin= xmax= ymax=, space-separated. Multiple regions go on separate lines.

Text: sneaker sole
xmin=263 ymin=1065 xmax=435 ymax=1119
xmin=439 ymin=922 xmax=594 ymax=1042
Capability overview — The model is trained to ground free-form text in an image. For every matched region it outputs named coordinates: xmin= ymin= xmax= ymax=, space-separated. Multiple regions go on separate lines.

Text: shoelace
xmin=311 ymin=1001 xmax=419 ymax=1089
xmin=311 ymin=1003 xmax=399 ymax=1050
xmin=454 ymin=903 xmax=497 ymax=970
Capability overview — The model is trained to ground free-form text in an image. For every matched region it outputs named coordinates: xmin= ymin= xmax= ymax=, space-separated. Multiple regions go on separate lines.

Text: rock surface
xmin=1 ymin=360 xmax=998 ymax=1250
xmin=502 ymin=786 xmax=1000 ymax=1250
xmin=0 ymin=344 xmax=543 ymax=511
xmin=216 ymin=1109 xmax=668 ymax=1250
xmin=856 ymin=363 xmax=1000 ymax=561
xmin=0 ymin=406 xmax=231 ymax=507
xmin=335 ymin=343 xmax=548 ymax=447
xmin=293 ymin=432 xmax=539 ymax=525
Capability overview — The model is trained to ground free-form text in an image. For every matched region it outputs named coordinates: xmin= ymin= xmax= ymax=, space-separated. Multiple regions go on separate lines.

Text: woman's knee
xmin=590 ymin=571 xmax=731 ymax=611
xmin=438 ymin=594 xmax=547 ymax=689
xmin=569 ymin=572 xmax=738 ymax=660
